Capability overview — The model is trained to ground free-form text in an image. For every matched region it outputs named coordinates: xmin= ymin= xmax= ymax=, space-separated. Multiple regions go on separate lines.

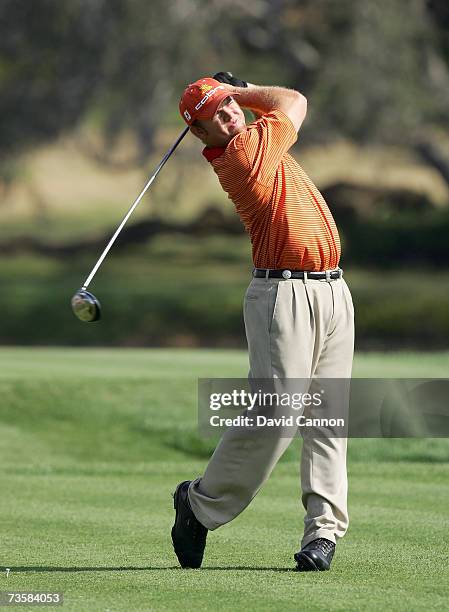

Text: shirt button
xmin=282 ymin=269 xmax=292 ymax=279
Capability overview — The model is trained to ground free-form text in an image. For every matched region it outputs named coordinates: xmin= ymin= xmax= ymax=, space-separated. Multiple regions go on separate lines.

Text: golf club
xmin=71 ymin=126 xmax=189 ymax=322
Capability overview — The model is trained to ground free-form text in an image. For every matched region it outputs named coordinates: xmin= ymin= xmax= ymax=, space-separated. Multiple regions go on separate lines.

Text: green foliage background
xmin=1 ymin=0 xmax=448 ymax=347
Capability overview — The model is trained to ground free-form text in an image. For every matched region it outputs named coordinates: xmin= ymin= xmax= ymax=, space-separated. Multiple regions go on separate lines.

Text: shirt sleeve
xmin=227 ymin=109 xmax=298 ymax=186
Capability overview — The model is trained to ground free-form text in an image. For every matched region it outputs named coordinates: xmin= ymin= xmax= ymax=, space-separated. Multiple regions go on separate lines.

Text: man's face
xmin=191 ymin=96 xmax=246 ymax=147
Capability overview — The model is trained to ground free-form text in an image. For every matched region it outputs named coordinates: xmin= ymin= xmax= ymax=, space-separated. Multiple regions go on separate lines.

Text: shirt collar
xmin=202 ymin=146 xmax=227 ymax=162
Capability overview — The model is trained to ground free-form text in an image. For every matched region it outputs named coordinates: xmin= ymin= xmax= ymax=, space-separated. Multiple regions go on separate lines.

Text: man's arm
xmin=232 ymin=84 xmax=307 ymax=132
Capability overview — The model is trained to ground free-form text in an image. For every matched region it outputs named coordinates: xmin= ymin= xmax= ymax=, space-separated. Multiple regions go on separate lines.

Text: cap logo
xmin=183 ymin=110 xmax=191 ymax=121
xmin=194 ymin=84 xmax=225 ymax=112
xmin=199 ymin=84 xmax=213 ymax=94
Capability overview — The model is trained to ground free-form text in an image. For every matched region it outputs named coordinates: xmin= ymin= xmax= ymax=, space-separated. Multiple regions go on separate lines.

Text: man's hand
xmin=213 ymin=71 xmax=248 ymax=88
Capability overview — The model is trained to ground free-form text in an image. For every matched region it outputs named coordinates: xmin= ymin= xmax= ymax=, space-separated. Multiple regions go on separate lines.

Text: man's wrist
xmin=232 ymin=84 xmax=303 ymax=118
xmin=232 ymin=85 xmax=265 ymax=111
xmin=232 ymin=84 xmax=254 ymax=97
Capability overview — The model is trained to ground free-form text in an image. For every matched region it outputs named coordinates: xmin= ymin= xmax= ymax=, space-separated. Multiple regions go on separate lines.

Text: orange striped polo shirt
xmin=202 ymin=109 xmax=340 ymax=271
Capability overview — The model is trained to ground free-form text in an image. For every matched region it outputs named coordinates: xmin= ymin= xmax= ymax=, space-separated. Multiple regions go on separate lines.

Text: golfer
xmin=172 ymin=73 xmax=354 ymax=571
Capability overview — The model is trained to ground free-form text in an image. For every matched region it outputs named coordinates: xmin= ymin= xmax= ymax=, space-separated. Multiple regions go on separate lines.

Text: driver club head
xmin=71 ymin=289 xmax=101 ymax=322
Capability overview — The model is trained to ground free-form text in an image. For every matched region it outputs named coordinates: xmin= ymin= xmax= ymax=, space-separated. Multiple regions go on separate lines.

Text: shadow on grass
xmin=8 ymin=565 xmax=294 ymax=573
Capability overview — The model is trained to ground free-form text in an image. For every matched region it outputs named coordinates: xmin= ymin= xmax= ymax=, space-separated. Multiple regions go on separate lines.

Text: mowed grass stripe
xmin=1 ymin=347 xmax=449 ymax=379
xmin=0 ymin=348 xmax=448 ymax=610
xmin=1 ymin=463 xmax=448 ymax=611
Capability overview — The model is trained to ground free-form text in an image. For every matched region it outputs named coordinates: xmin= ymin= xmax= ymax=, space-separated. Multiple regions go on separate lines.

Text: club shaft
xmin=81 ymin=126 xmax=189 ymax=290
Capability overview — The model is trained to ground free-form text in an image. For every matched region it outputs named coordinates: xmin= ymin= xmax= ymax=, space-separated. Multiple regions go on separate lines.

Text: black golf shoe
xmin=294 ymin=537 xmax=336 ymax=571
xmin=171 ymin=480 xmax=208 ymax=568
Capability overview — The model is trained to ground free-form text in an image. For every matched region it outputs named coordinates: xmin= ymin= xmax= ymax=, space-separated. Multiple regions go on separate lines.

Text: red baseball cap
xmin=179 ymin=77 xmax=234 ymax=125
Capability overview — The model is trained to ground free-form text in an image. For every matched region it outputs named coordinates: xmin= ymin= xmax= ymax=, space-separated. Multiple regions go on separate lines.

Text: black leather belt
xmin=253 ymin=268 xmax=343 ymax=280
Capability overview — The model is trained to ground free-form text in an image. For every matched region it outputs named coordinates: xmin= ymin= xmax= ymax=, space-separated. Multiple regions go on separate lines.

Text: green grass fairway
xmin=1 ymin=348 xmax=448 ymax=611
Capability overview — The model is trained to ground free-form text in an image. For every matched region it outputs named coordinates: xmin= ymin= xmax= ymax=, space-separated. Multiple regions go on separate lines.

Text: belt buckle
xmin=325 ymin=270 xmax=331 ymax=282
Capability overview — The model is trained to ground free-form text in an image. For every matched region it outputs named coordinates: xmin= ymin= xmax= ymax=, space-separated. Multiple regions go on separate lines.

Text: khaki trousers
xmin=189 ymin=274 xmax=354 ymax=547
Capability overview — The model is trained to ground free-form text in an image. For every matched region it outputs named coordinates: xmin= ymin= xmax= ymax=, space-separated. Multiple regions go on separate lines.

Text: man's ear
xmin=190 ymin=124 xmax=207 ymax=141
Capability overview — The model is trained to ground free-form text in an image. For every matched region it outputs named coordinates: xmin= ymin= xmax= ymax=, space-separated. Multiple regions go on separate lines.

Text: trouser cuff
xmin=187 ymin=478 xmax=223 ymax=531
xmin=301 ymin=530 xmax=338 ymax=548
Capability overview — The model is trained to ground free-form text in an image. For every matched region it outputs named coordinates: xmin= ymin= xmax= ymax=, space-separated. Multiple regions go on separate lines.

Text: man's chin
xmin=228 ymin=124 xmax=245 ymax=138
xmin=225 ymin=129 xmax=243 ymax=145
